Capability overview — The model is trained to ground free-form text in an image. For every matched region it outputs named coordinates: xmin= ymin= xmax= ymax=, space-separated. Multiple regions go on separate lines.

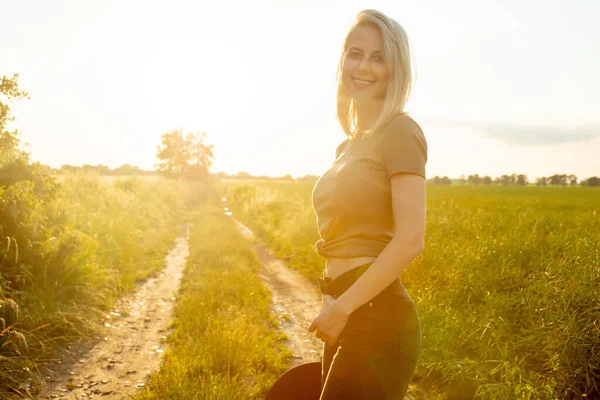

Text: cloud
xmin=420 ymin=116 xmax=600 ymax=146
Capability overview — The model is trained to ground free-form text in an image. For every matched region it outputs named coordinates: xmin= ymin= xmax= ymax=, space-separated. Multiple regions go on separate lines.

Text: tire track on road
xmin=231 ymin=218 xmax=323 ymax=367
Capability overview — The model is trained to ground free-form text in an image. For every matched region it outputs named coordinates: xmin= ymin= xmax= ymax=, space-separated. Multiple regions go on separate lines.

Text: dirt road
xmin=231 ymin=218 xmax=323 ymax=367
xmin=37 ymin=233 xmax=190 ymax=399
xmin=36 ymin=217 xmax=323 ymax=399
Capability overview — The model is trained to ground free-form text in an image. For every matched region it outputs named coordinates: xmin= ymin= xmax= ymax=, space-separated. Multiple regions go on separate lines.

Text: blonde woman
xmin=309 ymin=9 xmax=427 ymax=399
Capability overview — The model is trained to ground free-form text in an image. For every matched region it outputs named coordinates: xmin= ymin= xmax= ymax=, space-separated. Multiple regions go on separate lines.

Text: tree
xmin=536 ymin=177 xmax=548 ymax=186
xmin=155 ymin=129 xmax=215 ymax=179
xmin=549 ymin=174 xmax=568 ymax=186
xmin=0 ymin=73 xmax=56 ymax=197
xmin=427 ymin=176 xmax=452 ymax=186
xmin=568 ymin=174 xmax=578 ymax=186
xmin=97 ymin=164 xmax=110 ymax=175
xmin=467 ymin=174 xmax=482 ymax=185
xmin=581 ymin=176 xmax=600 ymax=187
xmin=156 ymin=129 xmax=188 ymax=175
xmin=113 ymin=164 xmax=141 ymax=176
xmin=1 ymin=73 xmax=29 ymax=161
xmin=0 ymin=73 xmax=57 ymax=298
xmin=495 ymin=175 xmax=511 ymax=186
xmin=185 ymin=132 xmax=215 ymax=180
xmin=517 ymin=174 xmax=528 ymax=186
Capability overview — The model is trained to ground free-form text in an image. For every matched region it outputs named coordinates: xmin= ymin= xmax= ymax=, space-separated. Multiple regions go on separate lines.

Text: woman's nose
xmin=357 ymin=58 xmax=371 ymax=74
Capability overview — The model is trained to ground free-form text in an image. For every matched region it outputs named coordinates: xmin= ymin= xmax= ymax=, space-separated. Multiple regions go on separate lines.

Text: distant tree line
xmin=580 ymin=176 xmax=600 ymax=187
xmin=428 ymin=173 xmax=600 ymax=187
xmin=535 ymin=174 xmax=598 ymax=187
xmin=54 ymin=128 xmax=216 ymax=181
xmin=427 ymin=176 xmax=453 ymax=186
xmin=55 ymin=163 xmax=156 ymax=176
xmin=212 ymin=171 xmax=319 ymax=183
xmin=213 ymin=171 xmax=600 ymax=187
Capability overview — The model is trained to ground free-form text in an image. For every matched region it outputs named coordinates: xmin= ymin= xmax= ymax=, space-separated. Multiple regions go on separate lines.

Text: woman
xmin=309 ymin=9 xmax=427 ymax=399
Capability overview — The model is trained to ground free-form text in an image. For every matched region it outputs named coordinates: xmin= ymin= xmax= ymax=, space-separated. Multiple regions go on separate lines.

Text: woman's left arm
xmin=309 ymin=173 xmax=426 ymax=342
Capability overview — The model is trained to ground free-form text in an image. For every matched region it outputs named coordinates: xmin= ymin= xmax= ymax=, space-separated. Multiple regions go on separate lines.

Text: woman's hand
xmin=308 ymin=295 xmax=351 ymax=346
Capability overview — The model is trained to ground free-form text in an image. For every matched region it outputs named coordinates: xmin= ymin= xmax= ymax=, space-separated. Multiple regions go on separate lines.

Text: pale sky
xmin=2 ymin=0 xmax=599 ymax=180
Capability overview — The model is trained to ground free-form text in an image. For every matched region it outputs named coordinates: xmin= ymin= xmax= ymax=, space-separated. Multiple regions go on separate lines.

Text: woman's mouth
xmin=353 ymin=78 xmax=375 ymax=87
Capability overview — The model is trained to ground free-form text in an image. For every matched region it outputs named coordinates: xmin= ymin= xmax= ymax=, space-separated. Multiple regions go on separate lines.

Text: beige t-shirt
xmin=311 ymin=114 xmax=428 ymax=260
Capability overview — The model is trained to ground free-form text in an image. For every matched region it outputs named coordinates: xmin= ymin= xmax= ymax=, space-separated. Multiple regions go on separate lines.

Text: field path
xmin=231 ymin=216 xmax=425 ymax=400
xmin=231 ymin=218 xmax=323 ymax=367
xmin=37 ymin=230 xmax=190 ymax=399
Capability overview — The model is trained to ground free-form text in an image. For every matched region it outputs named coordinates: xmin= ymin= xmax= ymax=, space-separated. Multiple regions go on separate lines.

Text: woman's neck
xmin=354 ymin=100 xmax=383 ymax=130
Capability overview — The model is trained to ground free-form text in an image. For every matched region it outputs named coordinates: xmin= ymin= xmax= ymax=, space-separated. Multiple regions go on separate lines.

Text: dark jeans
xmin=316 ymin=263 xmax=421 ymax=400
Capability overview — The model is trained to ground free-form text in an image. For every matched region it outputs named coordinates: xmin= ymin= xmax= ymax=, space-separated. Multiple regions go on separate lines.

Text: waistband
xmin=316 ymin=262 xmax=373 ymax=298
xmin=316 ymin=262 xmax=414 ymax=305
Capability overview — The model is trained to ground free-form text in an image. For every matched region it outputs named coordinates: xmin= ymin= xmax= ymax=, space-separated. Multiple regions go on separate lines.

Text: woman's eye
xmin=348 ymin=51 xmax=361 ymax=58
xmin=373 ymin=55 xmax=385 ymax=62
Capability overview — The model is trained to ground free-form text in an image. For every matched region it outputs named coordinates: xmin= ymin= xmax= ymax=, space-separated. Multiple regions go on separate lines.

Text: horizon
xmin=2 ymin=0 xmax=599 ymax=180
xmin=48 ymin=162 xmax=598 ymax=183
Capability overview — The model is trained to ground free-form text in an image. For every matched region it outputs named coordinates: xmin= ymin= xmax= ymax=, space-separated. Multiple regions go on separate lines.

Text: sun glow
xmin=2 ymin=0 xmax=599 ymax=179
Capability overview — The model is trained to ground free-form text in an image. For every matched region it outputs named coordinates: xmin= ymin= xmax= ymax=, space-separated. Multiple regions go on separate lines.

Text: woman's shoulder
xmin=383 ymin=113 xmax=424 ymax=134
xmin=335 ymin=137 xmax=351 ymax=158
xmin=380 ymin=113 xmax=427 ymax=150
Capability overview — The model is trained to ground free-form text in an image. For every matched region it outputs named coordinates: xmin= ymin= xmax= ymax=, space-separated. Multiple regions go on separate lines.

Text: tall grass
xmin=226 ymin=183 xmax=600 ymax=399
xmin=137 ymin=203 xmax=290 ymax=399
xmin=224 ymin=182 xmax=324 ymax=281
xmin=1 ymin=175 xmax=197 ymax=396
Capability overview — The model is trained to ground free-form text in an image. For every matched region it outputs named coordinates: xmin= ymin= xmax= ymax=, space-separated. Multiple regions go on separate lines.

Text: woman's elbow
xmin=395 ymin=233 xmax=425 ymax=258
xmin=411 ymin=239 xmax=425 ymax=258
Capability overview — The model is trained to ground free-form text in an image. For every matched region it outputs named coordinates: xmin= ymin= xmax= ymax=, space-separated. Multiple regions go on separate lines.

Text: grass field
xmin=0 ymin=175 xmax=194 ymax=396
xmin=3 ymin=174 xmax=296 ymax=398
xmin=224 ymin=182 xmax=600 ymax=399
xmin=4 ymin=173 xmax=598 ymax=398
xmin=137 ymin=201 xmax=291 ymax=399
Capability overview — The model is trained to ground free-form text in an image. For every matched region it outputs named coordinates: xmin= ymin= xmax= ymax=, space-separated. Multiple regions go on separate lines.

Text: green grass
xmin=221 ymin=181 xmax=324 ymax=281
xmin=136 ymin=202 xmax=291 ymax=399
xmin=1 ymin=176 xmax=198 ymax=396
xmin=224 ymin=182 xmax=600 ymax=399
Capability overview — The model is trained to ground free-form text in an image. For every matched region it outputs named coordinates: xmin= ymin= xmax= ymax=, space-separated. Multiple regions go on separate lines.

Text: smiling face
xmin=341 ymin=24 xmax=390 ymax=105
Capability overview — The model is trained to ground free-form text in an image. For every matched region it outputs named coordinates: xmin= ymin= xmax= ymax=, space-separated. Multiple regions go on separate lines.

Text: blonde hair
xmin=336 ymin=10 xmax=413 ymax=138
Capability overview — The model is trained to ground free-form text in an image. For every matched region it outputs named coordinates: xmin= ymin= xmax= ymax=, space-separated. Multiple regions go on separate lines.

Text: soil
xmin=35 ymin=232 xmax=190 ymax=399
xmin=231 ymin=218 xmax=323 ymax=367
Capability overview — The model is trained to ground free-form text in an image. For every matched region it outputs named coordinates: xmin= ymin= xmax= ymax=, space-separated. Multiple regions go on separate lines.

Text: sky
xmin=1 ymin=0 xmax=599 ymax=180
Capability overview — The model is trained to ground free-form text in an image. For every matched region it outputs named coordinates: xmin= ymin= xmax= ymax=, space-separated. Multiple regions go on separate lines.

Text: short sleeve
xmin=381 ymin=116 xmax=428 ymax=179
